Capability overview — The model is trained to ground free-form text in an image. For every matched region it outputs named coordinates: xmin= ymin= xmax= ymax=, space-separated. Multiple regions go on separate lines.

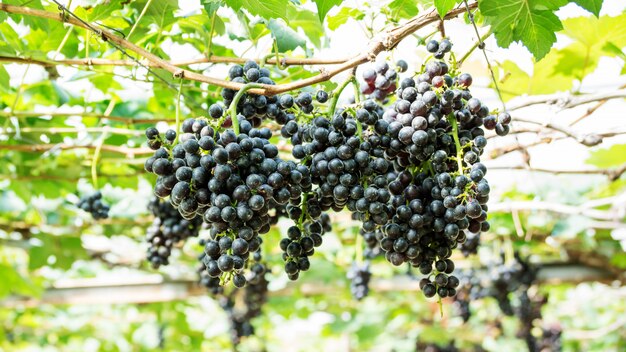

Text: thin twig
xmin=513 ymin=116 xmax=602 ymax=146
xmin=487 ymin=163 xmax=626 ymax=181
xmin=0 ymin=143 xmax=153 ymax=155
xmin=0 ymin=111 xmax=175 ymax=123
xmin=0 ymin=127 xmax=144 ymax=136
xmin=507 ymin=89 xmax=626 ymax=111
xmin=489 ymin=198 xmax=625 ymax=221
xmin=569 ymin=83 xmax=626 ymax=126
xmin=0 ymin=55 xmax=351 ymax=68
xmin=0 ymin=3 xmax=477 ymax=95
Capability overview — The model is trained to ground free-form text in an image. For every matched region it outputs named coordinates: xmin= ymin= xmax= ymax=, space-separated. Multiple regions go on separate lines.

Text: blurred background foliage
xmin=0 ymin=0 xmax=625 ymax=351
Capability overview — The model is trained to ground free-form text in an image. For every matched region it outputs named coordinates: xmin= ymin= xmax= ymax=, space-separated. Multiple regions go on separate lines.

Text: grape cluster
xmin=347 ymin=262 xmax=372 ymax=300
xmin=451 ymin=254 xmax=559 ymax=352
xmin=77 ymin=191 xmax=110 ymax=219
xmin=360 ymin=60 xmax=407 ymax=101
xmin=426 ymin=38 xmax=453 ymax=59
xmin=279 ymin=203 xmax=331 ymax=281
xmin=143 ymin=38 xmax=512 ymax=298
xmin=208 ymin=60 xmax=330 ymax=128
xmin=215 ymin=267 xmax=269 ymax=346
xmin=145 ymin=116 xmax=313 ymax=287
xmin=145 ymin=197 xmax=202 ymax=269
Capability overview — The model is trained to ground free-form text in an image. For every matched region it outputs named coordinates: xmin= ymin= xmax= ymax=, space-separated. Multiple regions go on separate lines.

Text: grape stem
xmin=298 ymin=193 xmax=309 ymax=229
xmin=328 ymin=72 xmax=357 ymax=118
xmin=173 ymin=79 xmax=183 ymax=145
xmin=91 ymin=127 xmax=109 ymax=189
xmin=226 ymin=83 xmax=263 ymax=135
xmin=126 ymin=0 xmax=153 ymax=40
xmin=205 ymin=10 xmax=216 ymax=57
xmin=355 ymin=230 xmax=364 ymax=265
xmin=448 ymin=113 xmax=464 ymax=174
xmin=458 ymin=29 xmax=493 ymax=66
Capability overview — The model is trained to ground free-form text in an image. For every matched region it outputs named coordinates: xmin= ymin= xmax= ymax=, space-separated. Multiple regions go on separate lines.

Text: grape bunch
xmin=214 ymin=267 xmax=269 ymax=346
xmin=208 ymin=60 xmax=330 ymax=128
xmin=347 ymin=262 xmax=372 ymax=300
xmin=426 ymin=38 xmax=453 ymax=60
xmin=360 ymin=60 xmax=407 ymax=101
xmin=145 ymin=197 xmax=202 ymax=269
xmin=77 ymin=191 xmax=110 ymax=220
xmin=145 ymin=116 xmax=314 ymax=287
xmin=279 ymin=201 xmax=331 ymax=281
xmin=143 ymin=38 xmax=512 ymax=299
xmin=450 ymin=253 xmax=559 ymax=352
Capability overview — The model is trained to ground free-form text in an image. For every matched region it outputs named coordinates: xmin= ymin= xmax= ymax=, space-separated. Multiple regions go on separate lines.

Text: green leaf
xmin=562 ymin=14 xmax=626 ymax=52
xmin=130 ymin=0 xmax=179 ymax=30
xmin=327 ymin=7 xmax=364 ymax=31
xmin=225 ymin=0 xmax=288 ymax=20
xmin=495 ymin=54 xmax=573 ymax=101
xmin=0 ymin=66 xmax=9 ymax=93
xmin=287 ymin=7 xmax=325 ymax=48
xmin=480 ymin=0 xmax=564 ymax=60
xmin=388 ymin=0 xmax=419 ymax=20
xmin=268 ymin=19 xmax=306 ymax=52
xmin=314 ymin=0 xmax=343 ymax=23
xmin=554 ymin=14 xmax=626 ymax=79
xmin=202 ymin=0 xmax=223 ymax=14
xmin=571 ymin=0 xmax=603 ymax=17
xmin=586 ymin=144 xmax=626 ymax=168
xmin=434 ymin=0 xmax=459 ymax=19
xmin=74 ymin=1 xmax=124 ymax=22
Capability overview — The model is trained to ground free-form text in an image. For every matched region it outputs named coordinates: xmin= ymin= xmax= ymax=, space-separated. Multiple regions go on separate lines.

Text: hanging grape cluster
xmin=143 ymin=38 xmax=510 ymax=300
xmin=214 ymin=268 xmax=269 ymax=346
xmin=77 ymin=191 xmax=110 ymax=220
xmin=452 ymin=253 xmax=560 ymax=352
xmin=145 ymin=197 xmax=203 ymax=269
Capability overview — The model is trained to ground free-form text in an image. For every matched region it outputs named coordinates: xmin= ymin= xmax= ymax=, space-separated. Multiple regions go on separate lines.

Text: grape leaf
xmin=225 ymin=0 xmax=288 ymax=20
xmin=586 ymin=144 xmax=626 ymax=168
xmin=562 ymin=14 xmax=626 ymax=50
xmin=434 ymin=0 xmax=459 ymax=19
xmin=202 ymin=0 xmax=223 ymax=14
xmin=73 ymin=1 xmax=124 ymax=22
xmin=327 ymin=7 xmax=364 ymax=31
xmin=268 ymin=19 xmax=306 ymax=52
xmin=495 ymin=54 xmax=572 ymax=101
xmin=571 ymin=0 xmax=603 ymax=17
xmin=130 ymin=0 xmax=179 ymax=29
xmin=287 ymin=7 xmax=325 ymax=48
xmin=314 ymin=0 xmax=343 ymax=23
xmin=479 ymin=0 xmax=564 ymax=60
xmin=388 ymin=0 xmax=419 ymax=20
xmin=554 ymin=14 xmax=626 ymax=79
xmin=0 ymin=65 xmax=9 ymax=93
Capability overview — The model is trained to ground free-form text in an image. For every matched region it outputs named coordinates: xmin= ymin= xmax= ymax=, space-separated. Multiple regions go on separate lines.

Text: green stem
xmin=273 ymin=40 xmax=287 ymax=70
xmin=85 ymin=30 xmax=89 ymax=58
xmin=226 ymin=83 xmax=264 ymax=135
xmin=438 ymin=296 xmax=443 ymax=317
xmin=127 ymin=0 xmax=154 ymax=40
xmin=351 ymin=77 xmax=361 ymax=104
xmin=355 ymin=231 xmax=363 ymax=265
xmin=91 ymin=128 xmax=109 ymax=189
xmin=173 ymin=79 xmax=183 ymax=145
xmin=298 ymin=192 xmax=309 ymax=227
xmin=328 ymin=74 xmax=355 ymax=118
xmin=458 ymin=29 xmax=493 ymax=67
xmin=53 ymin=27 xmax=74 ymax=60
xmin=448 ymin=113 xmax=464 ymax=174
xmin=206 ymin=11 xmax=216 ymax=57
